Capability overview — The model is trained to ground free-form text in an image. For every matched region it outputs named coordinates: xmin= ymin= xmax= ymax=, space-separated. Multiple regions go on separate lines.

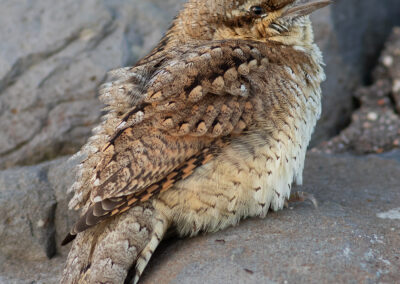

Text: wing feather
xmin=89 ymin=41 xmax=269 ymax=201
xmin=65 ymin=39 xmax=310 ymax=242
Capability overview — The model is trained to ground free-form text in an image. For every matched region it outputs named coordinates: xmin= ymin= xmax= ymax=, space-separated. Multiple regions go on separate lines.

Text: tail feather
xmin=61 ymin=204 xmax=168 ymax=284
xmin=130 ymin=215 xmax=168 ymax=284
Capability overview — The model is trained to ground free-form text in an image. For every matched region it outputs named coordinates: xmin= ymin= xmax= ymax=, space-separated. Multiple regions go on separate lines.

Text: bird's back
xmin=61 ymin=0 xmax=329 ymax=282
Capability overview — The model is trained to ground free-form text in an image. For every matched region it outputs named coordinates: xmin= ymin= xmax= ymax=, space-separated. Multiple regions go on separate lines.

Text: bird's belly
xmin=154 ymin=130 xmax=308 ymax=237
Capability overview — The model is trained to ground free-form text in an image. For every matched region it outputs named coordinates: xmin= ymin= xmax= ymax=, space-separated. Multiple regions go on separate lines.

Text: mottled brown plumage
xmin=61 ymin=0 xmax=330 ymax=283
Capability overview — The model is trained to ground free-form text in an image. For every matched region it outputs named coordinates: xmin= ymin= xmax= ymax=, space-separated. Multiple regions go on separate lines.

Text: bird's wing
xmin=65 ymin=40 xmax=306 ymax=239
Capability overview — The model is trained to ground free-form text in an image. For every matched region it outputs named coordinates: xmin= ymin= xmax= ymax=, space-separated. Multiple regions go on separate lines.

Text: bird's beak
xmin=282 ymin=0 xmax=332 ymax=18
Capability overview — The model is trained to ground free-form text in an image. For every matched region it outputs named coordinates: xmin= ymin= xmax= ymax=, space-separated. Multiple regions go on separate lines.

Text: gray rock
xmin=316 ymin=27 xmax=400 ymax=154
xmin=2 ymin=151 xmax=399 ymax=283
xmin=0 ymin=256 xmax=65 ymax=284
xmin=311 ymin=0 xmax=400 ymax=144
xmin=0 ymin=0 xmax=186 ymax=169
xmin=0 ymin=154 xmax=80 ymax=267
xmin=0 ymin=155 xmax=78 ymax=281
xmin=0 ymin=162 xmax=57 ymax=261
xmin=375 ymin=27 xmax=400 ymax=113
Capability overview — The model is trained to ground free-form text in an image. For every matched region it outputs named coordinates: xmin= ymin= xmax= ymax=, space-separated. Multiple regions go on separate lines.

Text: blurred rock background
xmin=0 ymin=0 xmax=399 ymax=283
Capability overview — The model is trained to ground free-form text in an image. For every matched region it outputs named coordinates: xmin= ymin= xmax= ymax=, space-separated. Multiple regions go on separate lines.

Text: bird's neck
xmin=167 ymin=14 xmax=316 ymax=47
xmin=167 ymin=9 xmax=216 ymax=44
xmin=269 ymin=18 xmax=315 ymax=48
xmin=143 ymin=13 xmax=317 ymax=64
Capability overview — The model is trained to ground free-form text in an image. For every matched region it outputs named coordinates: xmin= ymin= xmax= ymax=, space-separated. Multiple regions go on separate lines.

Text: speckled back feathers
xmin=62 ymin=0 xmax=328 ymax=283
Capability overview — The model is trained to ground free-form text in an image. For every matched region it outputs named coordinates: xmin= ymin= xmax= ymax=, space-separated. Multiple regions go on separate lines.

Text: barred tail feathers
xmin=61 ymin=204 xmax=168 ymax=284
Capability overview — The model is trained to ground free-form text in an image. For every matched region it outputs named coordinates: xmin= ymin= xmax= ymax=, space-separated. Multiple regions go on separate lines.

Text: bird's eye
xmin=250 ymin=6 xmax=264 ymax=16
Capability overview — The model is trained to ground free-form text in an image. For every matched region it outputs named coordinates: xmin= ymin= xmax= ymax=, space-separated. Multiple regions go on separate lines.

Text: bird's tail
xmin=61 ymin=203 xmax=168 ymax=284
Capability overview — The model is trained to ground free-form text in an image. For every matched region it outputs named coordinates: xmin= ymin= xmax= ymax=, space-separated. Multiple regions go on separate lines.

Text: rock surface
xmin=0 ymin=161 xmax=57 ymax=262
xmin=1 ymin=151 xmax=399 ymax=283
xmin=0 ymin=154 xmax=82 ymax=261
xmin=0 ymin=0 xmax=186 ymax=169
xmin=2 ymin=0 xmax=400 ymax=169
xmin=317 ymin=27 xmax=400 ymax=154
xmin=0 ymin=154 xmax=79 ymax=283
xmin=311 ymin=0 xmax=400 ymax=144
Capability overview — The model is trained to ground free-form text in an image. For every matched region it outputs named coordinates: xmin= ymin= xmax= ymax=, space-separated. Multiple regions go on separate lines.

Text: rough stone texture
xmin=0 ymin=154 xmax=79 ymax=283
xmin=311 ymin=0 xmax=400 ymax=144
xmin=317 ymin=27 xmax=400 ymax=154
xmin=0 ymin=162 xmax=57 ymax=262
xmin=0 ymin=256 xmax=65 ymax=284
xmin=0 ymin=0 xmax=186 ymax=169
xmin=2 ymin=0 xmax=400 ymax=169
xmin=0 ymin=154 xmax=81 ymax=263
xmin=375 ymin=27 xmax=400 ymax=113
xmin=2 ymin=151 xmax=400 ymax=283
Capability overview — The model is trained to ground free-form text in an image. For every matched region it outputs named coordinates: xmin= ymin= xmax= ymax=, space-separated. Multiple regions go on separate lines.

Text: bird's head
xmin=168 ymin=0 xmax=331 ymax=47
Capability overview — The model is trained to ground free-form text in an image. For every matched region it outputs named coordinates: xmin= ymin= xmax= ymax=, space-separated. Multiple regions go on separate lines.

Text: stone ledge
xmin=1 ymin=151 xmax=399 ymax=283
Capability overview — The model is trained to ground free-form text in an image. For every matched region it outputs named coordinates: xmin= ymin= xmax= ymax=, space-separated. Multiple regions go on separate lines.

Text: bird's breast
xmin=154 ymin=115 xmax=319 ymax=237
